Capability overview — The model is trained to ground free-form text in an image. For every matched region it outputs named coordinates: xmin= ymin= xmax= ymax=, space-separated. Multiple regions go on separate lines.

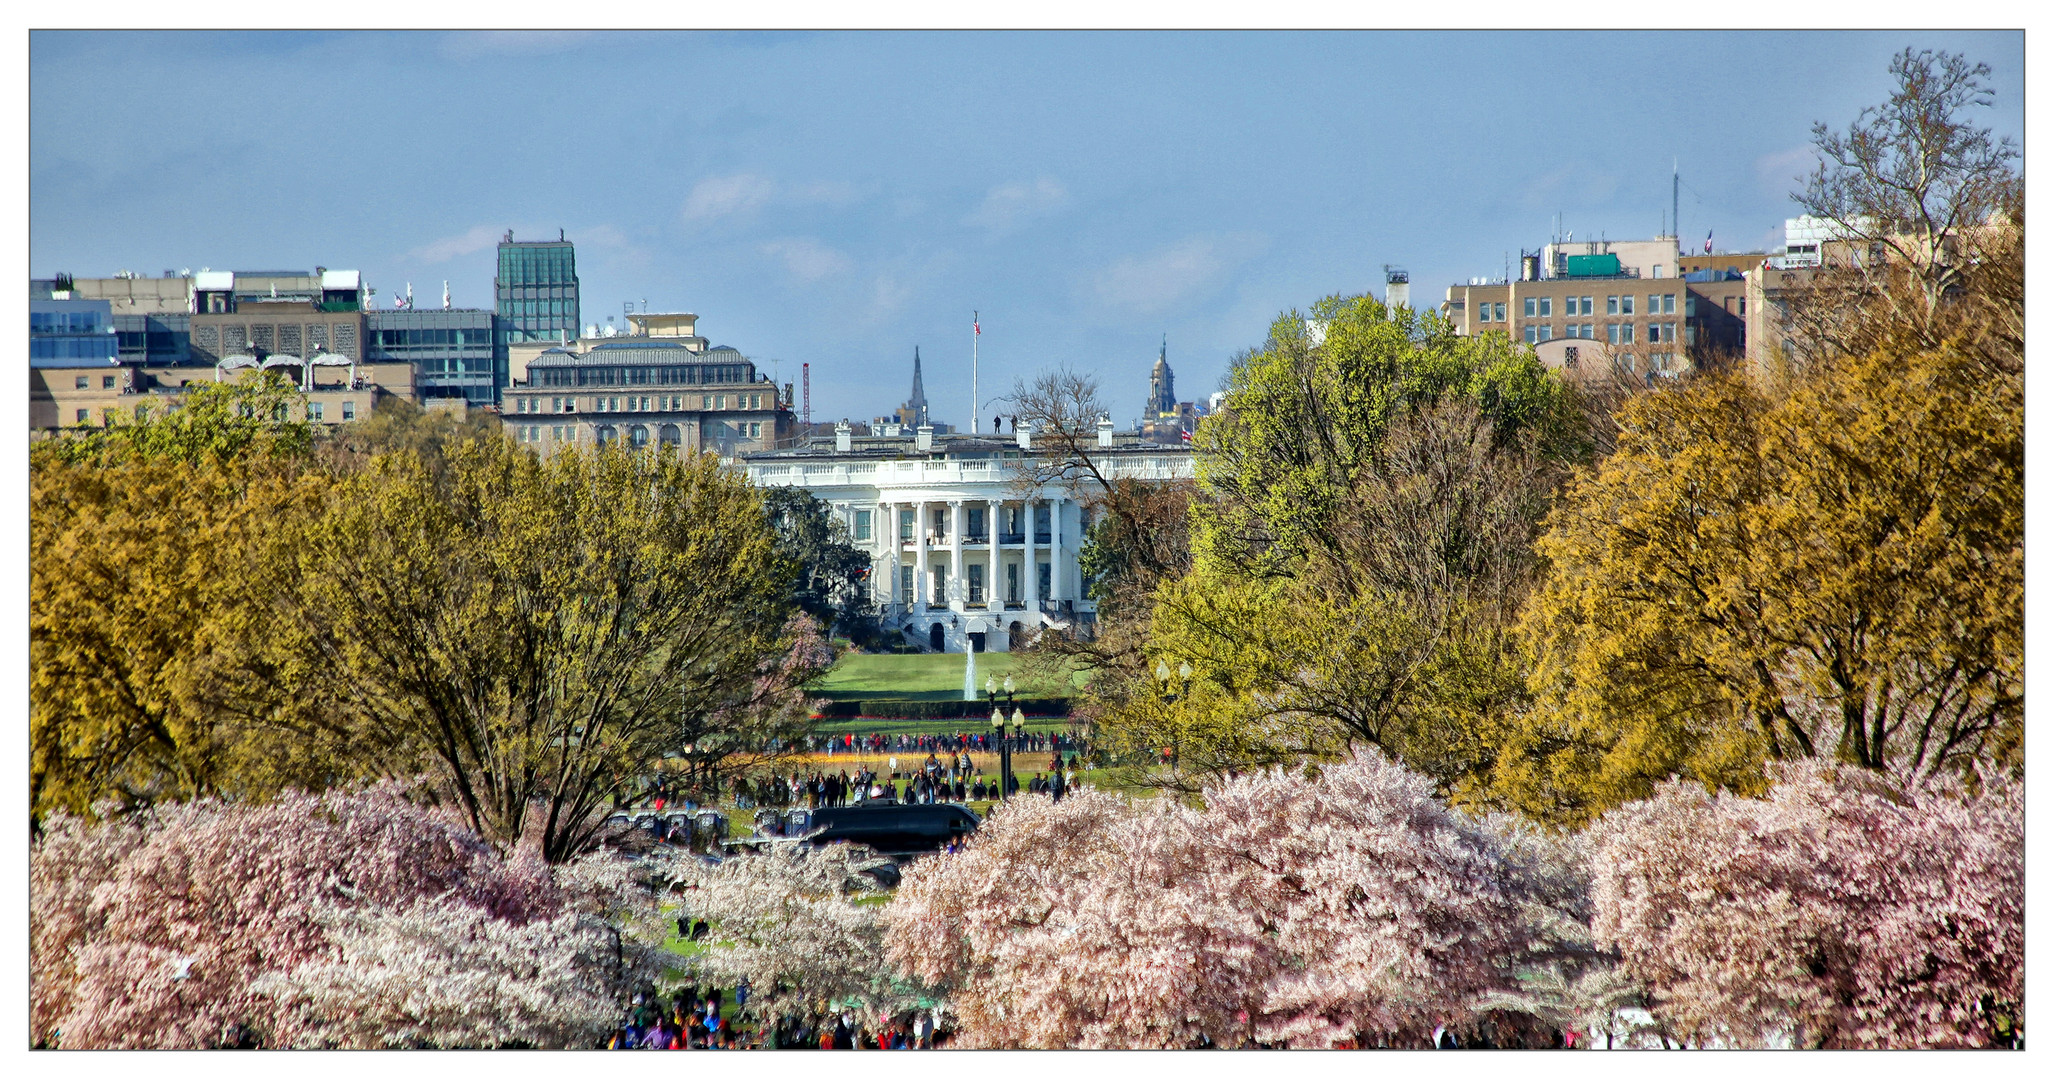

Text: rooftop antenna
xmin=1673 ymin=159 xmax=1682 ymax=255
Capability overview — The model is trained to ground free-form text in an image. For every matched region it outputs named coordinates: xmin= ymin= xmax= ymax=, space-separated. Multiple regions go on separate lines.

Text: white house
xmin=739 ymin=420 xmax=1194 ymax=653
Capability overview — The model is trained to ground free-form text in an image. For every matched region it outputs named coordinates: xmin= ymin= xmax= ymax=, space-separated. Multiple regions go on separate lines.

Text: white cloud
xmin=682 ymin=174 xmax=776 ymax=223
xmin=1091 ymin=233 xmax=1267 ymax=316
xmin=963 ymin=176 xmax=1068 ymax=232
xmin=408 ymin=224 xmax=503 ymax=263
xmin=761 ymin=238 xmax=852 ymax=282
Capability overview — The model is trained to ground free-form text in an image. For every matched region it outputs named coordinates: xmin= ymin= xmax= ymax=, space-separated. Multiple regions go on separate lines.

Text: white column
xmin=1025 ymin=496 xmax=1039 ymax=609
xmin=1051 ymin=496 xmax=1065 ymax=602
xmin=913 ymin=500 xmax=929 ymax=614
xmin=947 ymin=500 xmax=965 ymax=611
xmin=876 ymin=501 xmax=895 ymax=612
xmin=986 ymin=498 xmax=1002 ymax=612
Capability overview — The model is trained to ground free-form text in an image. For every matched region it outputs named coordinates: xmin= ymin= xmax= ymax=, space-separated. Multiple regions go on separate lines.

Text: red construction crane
xmin=802 ymin=362 xmax=811 ymax=427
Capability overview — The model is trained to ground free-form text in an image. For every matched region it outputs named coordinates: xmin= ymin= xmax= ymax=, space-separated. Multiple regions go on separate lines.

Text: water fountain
xmin=963 ymin=645 xmax=978 ymax=701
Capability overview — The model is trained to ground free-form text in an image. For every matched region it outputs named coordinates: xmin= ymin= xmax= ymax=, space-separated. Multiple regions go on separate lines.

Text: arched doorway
xmin=659 ymin=423 xmax=682 ymax=446
xmin=595 ymin=425 xmax=618 ymax=446
xmin=1009 ymin=620 xmax=1028 ymax=651
xmin=929 ymin=623 xmax=945 ymax=652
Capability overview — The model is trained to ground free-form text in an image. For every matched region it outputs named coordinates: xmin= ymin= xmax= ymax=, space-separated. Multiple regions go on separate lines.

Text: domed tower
xmin=1147 ymin=336 xmax=1175 ymax=418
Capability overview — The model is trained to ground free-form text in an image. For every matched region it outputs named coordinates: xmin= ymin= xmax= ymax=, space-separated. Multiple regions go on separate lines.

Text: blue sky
xmin=29 ymin=30 xmax=2024 ymax=428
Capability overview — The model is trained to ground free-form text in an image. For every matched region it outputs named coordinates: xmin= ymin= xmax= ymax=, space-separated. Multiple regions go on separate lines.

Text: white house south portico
xmin=739 ymin=421 xmax=1194 ymax=653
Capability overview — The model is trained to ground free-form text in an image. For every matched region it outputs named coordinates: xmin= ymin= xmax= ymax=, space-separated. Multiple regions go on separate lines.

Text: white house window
xmin=854 ymin=510 xmax=872 ymax=541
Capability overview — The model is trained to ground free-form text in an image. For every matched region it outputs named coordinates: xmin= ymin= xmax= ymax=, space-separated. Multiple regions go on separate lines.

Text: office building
xmin=1441 ymin=234 xmax=1757 ymax=380
xmin=495 ymin=231 xmax=580 ymax=386
xmin=368 ymin=308 xmax=498 ymax=405
xmin=500 ymin=311 xmax=793 ymax=456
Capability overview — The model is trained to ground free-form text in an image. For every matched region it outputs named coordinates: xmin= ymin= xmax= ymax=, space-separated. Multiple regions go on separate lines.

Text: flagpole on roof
xmin=971 ymin=310 xmax=980 ymax=435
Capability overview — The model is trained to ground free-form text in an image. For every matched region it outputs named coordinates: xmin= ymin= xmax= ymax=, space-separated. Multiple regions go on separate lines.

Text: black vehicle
xmin=800 ymin=803 xmax=979 ymax=857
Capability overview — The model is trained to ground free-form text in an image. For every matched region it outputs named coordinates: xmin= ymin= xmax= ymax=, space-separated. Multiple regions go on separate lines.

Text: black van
xmin=799 ymin=803 xmax=979 ymax=856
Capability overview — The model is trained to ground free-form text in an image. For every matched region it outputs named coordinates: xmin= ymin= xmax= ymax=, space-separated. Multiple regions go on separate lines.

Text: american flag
xmin=1180 ymin=427 xmax=1192 ymax=443
xmin=1704 ymin=230 xmax=1714 ymax=254
xmin=973 ymin=315 xmax=980 ymax=336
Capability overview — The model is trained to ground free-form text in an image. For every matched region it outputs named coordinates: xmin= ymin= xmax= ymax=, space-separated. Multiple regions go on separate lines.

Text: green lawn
xmin=806 ymin=651 xmax=1090 ymax=702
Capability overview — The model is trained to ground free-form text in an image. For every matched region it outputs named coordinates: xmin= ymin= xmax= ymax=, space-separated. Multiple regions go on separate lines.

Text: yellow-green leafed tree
xmin=30 ymin=377 xmax=331 ymax=822
xmin=1091 ymin=295 xmax=1582 ymax=795
xmin=270 ymin=437 xmax=830 ymax=862
xmin=1509 ymin=344 xmax=2021 ymax=824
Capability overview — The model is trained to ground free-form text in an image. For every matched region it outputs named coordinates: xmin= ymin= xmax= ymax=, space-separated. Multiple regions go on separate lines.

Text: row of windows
xmin=32 ymin=338 xmax=118 ymax=360
xmin=376 ymin=328 xmax=491 ymax=348
xmin=498 ymin=286 xmax=575 ymax=300
xmin=496 ymin=248 xmax=576 ymax=287
xmin=1522 ymin=293 xmax=1680 ymax=319
xmin=73 ymin=374 xmax=120 ymax=389
xmin=894 ymin=562 xmax=1054 ymax=605
xmin=31 ymin=310 xmax=110 ymax=333
xmin=530 ymin=365 xmax=755 ymax=388
xmin=514 ymin=391 xmax=767 ymax=414
xmin=500 ymin=300 xmax=577 ymax=319
xmin=1474 ymin=302 xmax=1507 ymax=322
xmin=1523 ymin=322 xmax=1680 ymax=346
xmin=74 ymin=399 xmax=356 ymax=425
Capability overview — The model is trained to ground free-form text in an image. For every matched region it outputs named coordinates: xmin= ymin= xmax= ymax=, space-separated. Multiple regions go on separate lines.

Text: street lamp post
xmin=1155 ymin=659 xmax=1193 ymax=772
xmin=985 ymin=673 xmax=1019 ymax=800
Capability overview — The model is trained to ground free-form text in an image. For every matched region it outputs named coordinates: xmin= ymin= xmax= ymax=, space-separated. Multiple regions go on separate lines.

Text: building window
xmin=1607 ymin=324 xmax=1620 ymax=345
xmin=75 ymin=408 xmax=88 ymax=423
xmin=1621 ymin=323 xmax=1635 ymax=344
xmin=308 ymin=402 xmax=324 ymax=421
xmin=1739 ymin=297 xmax=1747 ymax=316
xmin=750 ymin=422 xmax=762 ymax=438
xmin=1621 ymin=295 xmax=1635 ymax=315
xmin=342 ymin=401 xmax=356 ymax=421
xmin=1523 ymin=297 xmax=1537 ymax=318
xmin=1538 ymin=325 xmax=1553 ymax=342
xmin=74 ymin=376 xmax=87 ymax=389
xmin=967 ymin=563 xmax=985 ymax=604
xmin=854 ymin=510 xmax=872 ymax=542
xmin=1523 ymin=325 xmax=1537 ymax=345
xmin=1653 ymin=264 xmax=1664 ymax=279
xmin=900 ymin=509 xmax=915 ymax=541
xmin=1538 ymin=297 xmax=1553 ymax=317
xmin=1564 ymin=346 xmax=1579 ymax=369
xmin=1606 ymin=295 xmax=1619 ymax=315
xmin=102 ymin=375 xmax=116 ymax=389
xmin=1662 ymin=293 xmax=1677 ymax=314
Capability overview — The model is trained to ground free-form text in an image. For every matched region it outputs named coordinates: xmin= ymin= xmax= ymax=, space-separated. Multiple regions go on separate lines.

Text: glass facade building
xmin=368 ymin=309 xmax=499 ymax=404
xmin=495 ymin=236 xmax=580 ymax=347
xmin=113 ymin=313 xmax=192 ymax=366
xmin=29 ymin=299 xmax=119 ymax=366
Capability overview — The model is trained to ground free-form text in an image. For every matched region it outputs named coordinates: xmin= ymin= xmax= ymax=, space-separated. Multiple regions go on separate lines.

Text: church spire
xmin=906 ymin=345 xmax=929 ymax=428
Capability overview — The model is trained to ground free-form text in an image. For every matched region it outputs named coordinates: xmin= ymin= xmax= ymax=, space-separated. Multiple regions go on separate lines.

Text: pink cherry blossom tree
xmin=887 ymin=751 xmax=1555 ymax=1048
xmin=1588 ymin=762 xmax=2024 ymax=1048
xmin=662 ymin=842 xmax=929 ymax=1024
xmin=31 ymin=784 xmax=663 ymax=1048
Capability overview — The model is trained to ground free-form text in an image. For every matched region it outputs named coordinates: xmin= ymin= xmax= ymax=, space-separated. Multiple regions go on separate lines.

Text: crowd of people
xmin=810 ymin=730 xmax=1084 ymax=758
xmin=608 ymin=985 xmax=950 ymax=1050
xmin=754 ymin=748 xmax=1078 ymax=821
